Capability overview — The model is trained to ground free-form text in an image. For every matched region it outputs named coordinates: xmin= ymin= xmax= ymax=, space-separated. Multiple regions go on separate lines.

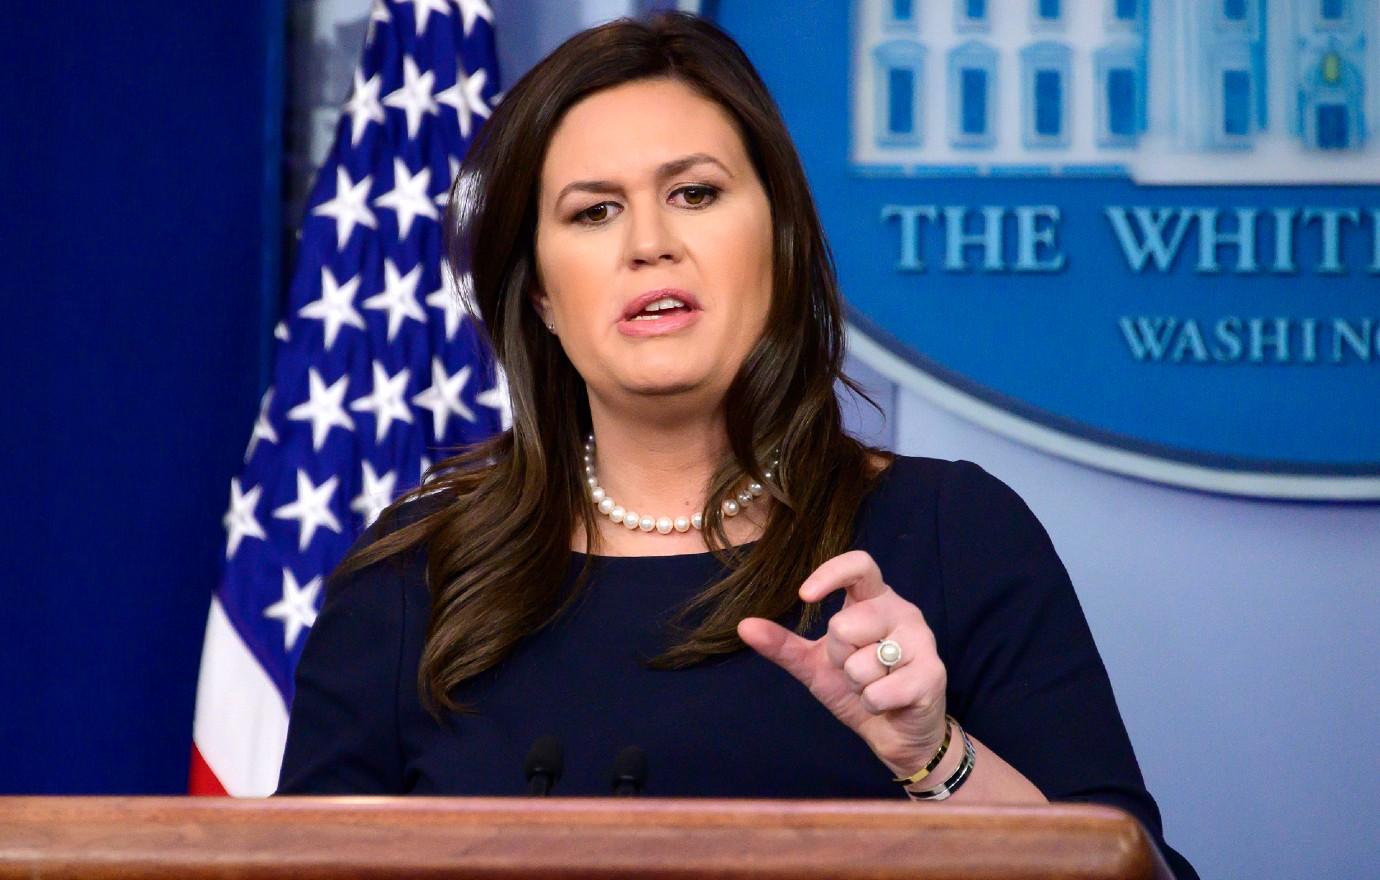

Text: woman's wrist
xmin=901 ymin=730 xmax=967 ymax=797
xmin=879 ymin=715 xmax=972 ymax=800
xmin=886 ymin=715 xmax=953 ymax=786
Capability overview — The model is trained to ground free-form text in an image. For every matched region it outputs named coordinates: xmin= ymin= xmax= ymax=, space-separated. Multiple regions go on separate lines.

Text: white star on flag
xmin=373 ymin=159 xmax=439 ymax=239
xmin=412 ymin=357 xmax=475 ymax=440
xmin=349 ymin=362 xmax=414 ymax=442
xmin=245 ymin=389 xmax=278 ymax=463
xmin=436 ymin=64 xmax=490 ymax=139
xmin=343 ymin=69 xmax=385 ymax=146
xmin=363 ymin=259 xmax=427 ymax=342
xmin=406 ymin=0 xmax=452 ymax=35
xmin=298 ymin=268 xmax=365 ymax=350
xmin=223 ymin=478 xmax=267 ymax=559
xmin=383 ymin=55 xmax=438 ymax=140
xmin=456 ymin=0 xmax=494 ymax=37
xmin=475 ymin=366 xmax=513 ymax=430
xmin=350 ymin=461 xmax=399 ymax=528
xmin=262 ymin=568 xmax=322 ymax=650
xmin=286 ymin=368 xmax=355 ymax=451
xmin=272 ymin=469 xmax=343 ymax=551
xmin=365 ymin=0 xmax=391 ymax=47
xmin=311 ymin=167 xmax=377 ymax=250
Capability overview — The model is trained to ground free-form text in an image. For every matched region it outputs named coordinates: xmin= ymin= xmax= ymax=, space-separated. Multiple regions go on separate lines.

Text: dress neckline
xmin=568 ymin=542 xmax=757 ymax=563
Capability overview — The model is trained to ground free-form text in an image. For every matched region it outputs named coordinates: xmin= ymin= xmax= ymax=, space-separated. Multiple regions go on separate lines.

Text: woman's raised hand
xmin=737 ymin=550 xmax=949 ymax=779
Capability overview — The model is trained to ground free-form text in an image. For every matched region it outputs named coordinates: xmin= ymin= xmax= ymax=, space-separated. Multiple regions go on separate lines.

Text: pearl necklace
xmin=583 ymin=434 xmax=778 ymax=535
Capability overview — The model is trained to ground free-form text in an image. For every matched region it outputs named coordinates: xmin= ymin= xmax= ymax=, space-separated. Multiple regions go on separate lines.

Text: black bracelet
xmin=904 ymin=718 xmax=976 ymax=801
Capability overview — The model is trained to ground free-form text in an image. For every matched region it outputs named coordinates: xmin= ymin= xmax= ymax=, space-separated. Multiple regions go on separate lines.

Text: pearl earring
xmin=546 ymin=320 xmax=555 ymax=332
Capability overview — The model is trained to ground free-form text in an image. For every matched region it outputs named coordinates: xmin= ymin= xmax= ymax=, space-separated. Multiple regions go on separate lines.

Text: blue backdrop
xmin=0 ymin=2 xmax=282 ymax=792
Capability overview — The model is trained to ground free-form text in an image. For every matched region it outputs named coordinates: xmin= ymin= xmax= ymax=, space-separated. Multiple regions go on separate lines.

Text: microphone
xmin=610 ymin=745 xmax=648 ymax=796
xmin=524 ymin=735 xmax=563 ymax=796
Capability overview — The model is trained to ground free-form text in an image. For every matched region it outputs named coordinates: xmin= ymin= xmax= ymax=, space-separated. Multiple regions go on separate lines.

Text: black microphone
xmin=524 ymin=735 xmax=563 ymax=796
xmin=610 ymin=745 xmax=647 ymax=796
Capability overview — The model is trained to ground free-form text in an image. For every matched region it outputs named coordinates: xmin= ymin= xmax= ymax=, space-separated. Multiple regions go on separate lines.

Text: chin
xmin=615 ymin=351 xmax=719 ymax=396
xmin=625 ymin=374 xmax=705 ymax=398
xmin=608 ymin=360 xmax=717 ymax=397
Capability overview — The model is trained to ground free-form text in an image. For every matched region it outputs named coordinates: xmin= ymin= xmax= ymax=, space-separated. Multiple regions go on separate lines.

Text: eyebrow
xmin=552 ymin=153 xmax=735 ymax=209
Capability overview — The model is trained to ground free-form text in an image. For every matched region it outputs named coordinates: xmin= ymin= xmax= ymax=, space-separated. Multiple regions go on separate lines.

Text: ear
xmin=529 ymin=286 xmax=554 ymax=331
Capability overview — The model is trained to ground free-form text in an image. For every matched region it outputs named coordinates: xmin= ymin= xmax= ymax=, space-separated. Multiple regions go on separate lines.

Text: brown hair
xmin=336 ymin=11 xmax=888 ymax=715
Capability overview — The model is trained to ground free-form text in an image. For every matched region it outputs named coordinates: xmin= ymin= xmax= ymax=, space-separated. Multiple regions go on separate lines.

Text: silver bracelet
xmin=904 ymin=719 xmax=976 ymax=801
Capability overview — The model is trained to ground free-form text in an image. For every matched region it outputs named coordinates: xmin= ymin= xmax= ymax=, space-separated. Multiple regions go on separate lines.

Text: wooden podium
xmin=0 ymin=797 xmax=1173 ymax=879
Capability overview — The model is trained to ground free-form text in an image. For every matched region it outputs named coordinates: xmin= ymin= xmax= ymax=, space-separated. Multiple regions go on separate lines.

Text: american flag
xmin=190 ymin=0 xmax=506 ymax=797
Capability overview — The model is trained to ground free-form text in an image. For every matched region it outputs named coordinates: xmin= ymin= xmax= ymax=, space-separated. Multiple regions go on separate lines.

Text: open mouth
xmin=628 ymin=295 xmax=693 ymax=321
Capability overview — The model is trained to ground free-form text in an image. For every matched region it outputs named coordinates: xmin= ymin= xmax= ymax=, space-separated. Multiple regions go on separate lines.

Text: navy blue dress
xmin=278 ymin=455 xmax=1197 ymax=878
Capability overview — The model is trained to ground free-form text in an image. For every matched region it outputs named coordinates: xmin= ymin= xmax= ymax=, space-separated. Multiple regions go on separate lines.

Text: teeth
xmin=643 ymin=296 xmax=685 ymax=312
xmin=627 ymin=295 xmax=689 ymax=321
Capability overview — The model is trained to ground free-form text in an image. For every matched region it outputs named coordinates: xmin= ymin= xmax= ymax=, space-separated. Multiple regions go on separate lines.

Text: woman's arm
xmin=276 ymin=536 xmax=411 ymax=795
xmin=738 ymin=547 xmax=1048 ymax=805
xmin=935 ymin=460 xmax=1197 ymax=877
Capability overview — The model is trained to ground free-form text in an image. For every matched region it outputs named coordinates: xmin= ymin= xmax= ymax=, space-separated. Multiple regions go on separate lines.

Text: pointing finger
xmin=799 ymin=550 xmax=889 ymax=606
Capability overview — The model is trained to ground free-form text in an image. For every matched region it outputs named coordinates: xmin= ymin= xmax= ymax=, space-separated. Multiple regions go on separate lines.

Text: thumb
xmin=738 ymin=617 xmax=816 ymax=688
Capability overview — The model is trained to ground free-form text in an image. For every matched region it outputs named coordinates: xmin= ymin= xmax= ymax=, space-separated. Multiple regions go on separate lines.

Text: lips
xmin=617 ymin=287 xmax=702 ymax=338
xmin=620 ymin=288 xmax=702 ymax=321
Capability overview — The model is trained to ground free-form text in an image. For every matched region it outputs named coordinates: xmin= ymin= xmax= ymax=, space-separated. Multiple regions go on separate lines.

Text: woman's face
xmin=533 ymin=78 xmax=774 ymax=411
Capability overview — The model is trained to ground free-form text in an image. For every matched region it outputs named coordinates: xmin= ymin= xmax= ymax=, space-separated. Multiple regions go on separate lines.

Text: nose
xmin=622 ymin=196 xmax=683 ymax=267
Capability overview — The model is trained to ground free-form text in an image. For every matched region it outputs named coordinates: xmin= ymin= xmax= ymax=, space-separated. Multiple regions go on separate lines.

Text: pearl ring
xmin=876 ymin=638 xmax=903 ymax=673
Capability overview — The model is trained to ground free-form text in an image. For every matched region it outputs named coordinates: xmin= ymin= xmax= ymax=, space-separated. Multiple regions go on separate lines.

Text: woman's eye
xmin=574 ymin=186 xmax=718 ymax=225
xmin=676 ymin=185 xmax=718 ymax=207
xmin=577 ymin=203 xmax=615 ymax=224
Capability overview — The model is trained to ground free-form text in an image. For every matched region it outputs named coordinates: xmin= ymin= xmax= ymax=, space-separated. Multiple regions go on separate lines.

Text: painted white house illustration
xmin=850 ymin=0 xmax=1380 ymax=182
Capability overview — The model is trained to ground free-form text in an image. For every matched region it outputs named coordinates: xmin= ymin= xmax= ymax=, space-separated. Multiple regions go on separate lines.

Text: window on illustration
xmin=1038 ymin=0 xmax=1060 ymax=19
xmin=965 ymin=0 xmax=987 ymax=20
xmin=1317 ymin=105 xmax=1348 ymax=149
xmin=1035 ymin=70 xmax=1062 ymax=136
xmin=1321 ymin=0 xmax=1345 ymax=20
xmin=1114 ymin=0 xmax=1137 ymax=21
xmin=1224 ymin=0 xmax=1247 ymax=21
xmin=892 ymin=0 xmax=914 ymax=21
xmin=962 ymin=69 xmax=987 ymax=135
xmin=1222 ymin=70 xmax=1250 ymax=136
xmin=888 ymin=67 xmax=915 ymax=134
xmin=1107 ymin=68 xmax=1136 ymax=137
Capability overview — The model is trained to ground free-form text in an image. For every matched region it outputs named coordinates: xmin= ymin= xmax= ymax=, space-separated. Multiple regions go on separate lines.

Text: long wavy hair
xmin=334 ymin=11 xmax=888 ymax=716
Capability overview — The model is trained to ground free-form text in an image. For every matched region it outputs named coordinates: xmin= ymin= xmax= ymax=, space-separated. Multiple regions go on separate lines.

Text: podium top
xmin=0 ymin=796 xmax=1172 ymax=879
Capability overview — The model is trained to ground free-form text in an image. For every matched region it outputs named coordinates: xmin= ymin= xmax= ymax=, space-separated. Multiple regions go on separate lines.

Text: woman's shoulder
xmin=866 ymin=453 xmax=1025 ymax=518
xmin=859 ymin=453 xmax=1056 ymax=578
xmin=374 ymin=486 xmax=456 ymax=538
xmin=323 ymin=488 xmax=455 ymax=602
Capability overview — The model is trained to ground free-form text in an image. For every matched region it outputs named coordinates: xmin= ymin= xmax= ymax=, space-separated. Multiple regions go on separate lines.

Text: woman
xmin=278 ymin=12 xmax=1195 ymax=878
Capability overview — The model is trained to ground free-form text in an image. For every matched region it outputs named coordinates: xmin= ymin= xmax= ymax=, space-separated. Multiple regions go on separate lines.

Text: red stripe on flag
xmin=188 ymin=744 xmax=229 ymax=796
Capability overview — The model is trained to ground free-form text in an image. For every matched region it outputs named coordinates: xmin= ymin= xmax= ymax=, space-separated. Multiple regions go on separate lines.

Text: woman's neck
xmin=574 ymin=401 xmax=767 ymax=556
